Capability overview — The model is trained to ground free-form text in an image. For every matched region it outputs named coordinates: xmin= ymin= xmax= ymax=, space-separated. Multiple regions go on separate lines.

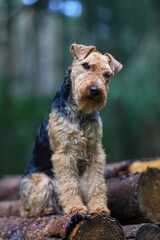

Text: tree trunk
xmin=0 ymin=213 xmax=125 ymax=240
xmin=107 ymin=168 xmax=160 ymax=224
xmin=123 ymin=223 xmax=160 ymax=239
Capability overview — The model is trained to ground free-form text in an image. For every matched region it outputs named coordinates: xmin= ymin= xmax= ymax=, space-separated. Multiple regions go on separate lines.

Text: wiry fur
xmin=20 ymin=43 xmax=122 ymax=217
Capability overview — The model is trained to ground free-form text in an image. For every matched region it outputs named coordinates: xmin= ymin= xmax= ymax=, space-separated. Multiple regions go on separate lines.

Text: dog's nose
xmin=90 ymin=86 xmax=101 ymax=97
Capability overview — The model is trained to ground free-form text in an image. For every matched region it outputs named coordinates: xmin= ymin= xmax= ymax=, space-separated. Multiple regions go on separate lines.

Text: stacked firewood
xmin=0 ymin=157 xmax=160 ymax=239
xmin=106 ymin=158 xmax=160 ymax=239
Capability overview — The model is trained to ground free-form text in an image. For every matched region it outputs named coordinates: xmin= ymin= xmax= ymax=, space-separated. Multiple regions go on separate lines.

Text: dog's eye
xmin=103 ymin=73 xmax=110 ymax=78
xmin=82 ymin=63 xmax=90 ymax=70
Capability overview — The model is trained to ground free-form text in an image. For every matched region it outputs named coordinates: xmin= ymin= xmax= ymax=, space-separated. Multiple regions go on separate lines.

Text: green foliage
xmin=0 ymin=97 xmax=52 ymax=175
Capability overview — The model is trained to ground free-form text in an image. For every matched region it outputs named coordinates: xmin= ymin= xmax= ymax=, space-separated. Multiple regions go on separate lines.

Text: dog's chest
xmin=76 ymin=121 xmax=99 ymax=176
xmin=48 ymin=110 xmax=102 ymax=176
xmin=77 ymin=136 xmax=88 ymax=176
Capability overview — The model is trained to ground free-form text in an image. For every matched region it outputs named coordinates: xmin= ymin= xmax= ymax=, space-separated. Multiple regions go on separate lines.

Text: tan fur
xmin=20 ymin=43 xmax=122 ymax=217
xmin=104 ymin=53 xmax=123 ymax=74
xmin=20 ymin=173 xmax=61 ymax=217
xmin=47 ymin=109 xmax=109 ymax=214
xmin=71 ymin=51 xmax=115 ymax=112
xmin=70 ymin=43 xmax=96 ymax=61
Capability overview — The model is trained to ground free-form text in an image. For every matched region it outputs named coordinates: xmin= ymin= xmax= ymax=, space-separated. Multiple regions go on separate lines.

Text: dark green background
xmin=0 ymin=0 xmax=160 ymax=175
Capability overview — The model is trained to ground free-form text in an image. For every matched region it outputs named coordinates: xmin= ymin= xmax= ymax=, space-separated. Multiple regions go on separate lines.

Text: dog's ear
xmin=70 ymin=43 xmax=96 ymax=61
xmin=104 ymin=53 xmax=123 ymax=75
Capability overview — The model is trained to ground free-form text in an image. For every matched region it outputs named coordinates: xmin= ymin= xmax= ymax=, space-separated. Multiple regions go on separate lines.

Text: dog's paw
xmin=20 ymin=208 xmax=30 ymax=218
xmin=40 ymin=207 xmax=57 ymax=216
xmin=89 ymin=206 xmax=110 ymax=216
xmin=64 ymin=205 xmax=88 ymax=215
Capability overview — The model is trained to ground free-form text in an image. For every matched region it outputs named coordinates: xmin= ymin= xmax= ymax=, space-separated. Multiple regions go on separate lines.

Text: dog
xmin=20 ymin=43 xmax=122 ymax=217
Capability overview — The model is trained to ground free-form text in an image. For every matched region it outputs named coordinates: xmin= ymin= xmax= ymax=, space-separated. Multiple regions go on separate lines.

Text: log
xmin=104 ymin=160 xmax=131 ymax=179
xmin=104 ymin=157 xmax=160 ymax=179
xmin=123 ymin=223 xmax=160 ymax=239
xmin=0 ymin=175 xmax=22 ymax=201
xmin=107 ymin=168 xmax=160 ymax=224
xmin=0 ymin=213 xmax=125 ymax=240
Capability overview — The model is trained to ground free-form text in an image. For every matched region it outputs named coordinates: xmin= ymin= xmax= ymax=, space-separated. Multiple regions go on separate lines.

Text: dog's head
xmin=70 ymin=43 xmax=122 ymax=113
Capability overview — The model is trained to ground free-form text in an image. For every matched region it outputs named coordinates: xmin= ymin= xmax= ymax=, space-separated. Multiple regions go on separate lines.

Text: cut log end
xmin=137 ymin=168 xmax=160 ymax=223
xmin=136 ymin=223 xmax=160 ymax=240
xmin=69 ymin=214 xmax=125 ymax=240
xmin=123 ymin=223 xmax=160 ymax=240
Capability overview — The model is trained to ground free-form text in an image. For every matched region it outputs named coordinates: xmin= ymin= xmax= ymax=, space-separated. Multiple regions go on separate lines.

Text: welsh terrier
xmin=20 ymin=43 xmax=122 ymax=217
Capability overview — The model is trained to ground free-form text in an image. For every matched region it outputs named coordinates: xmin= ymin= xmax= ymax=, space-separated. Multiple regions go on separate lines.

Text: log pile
xmin=0 ymin=157 xmax=160 ymax=239
xmin=107 ymin=167 xmax=160 ymax=224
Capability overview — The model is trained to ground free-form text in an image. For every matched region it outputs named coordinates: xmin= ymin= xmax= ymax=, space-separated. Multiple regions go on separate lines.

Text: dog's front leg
xmin=51 ymin=150 xmax=87 ymax=215
xmin=85 ymin=144 xmax=110 ymax=215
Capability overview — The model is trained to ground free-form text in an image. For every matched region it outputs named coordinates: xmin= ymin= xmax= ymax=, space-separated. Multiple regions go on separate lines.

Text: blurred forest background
xmin=0 ymin=0 xmax=160 ymax=175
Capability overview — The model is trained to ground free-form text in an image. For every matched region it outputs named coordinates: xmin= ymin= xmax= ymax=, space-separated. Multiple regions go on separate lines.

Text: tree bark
xmin=0 ymin=213 xmax=125 ymax=240
xmin=104 ymin=157 xmax=160 ymax=179
xmin=107 ymin=168 xmax=160 ymax=224
xmin=123 ymin=223 xmax=160 ymax=239
xmin=104 ymin=160 xmax=131 ymax=179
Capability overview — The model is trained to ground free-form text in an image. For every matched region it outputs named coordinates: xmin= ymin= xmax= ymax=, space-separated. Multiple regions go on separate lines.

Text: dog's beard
xmin=75 ymin=88 xmax=107 ymax=112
